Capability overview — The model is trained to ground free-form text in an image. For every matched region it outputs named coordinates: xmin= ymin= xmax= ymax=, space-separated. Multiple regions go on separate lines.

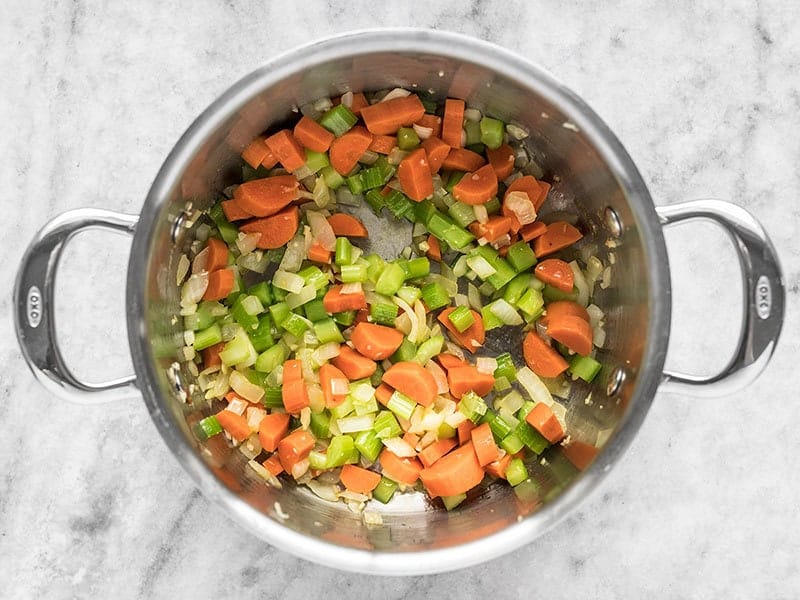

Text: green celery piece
xmin=484 ymin=197 xmax=501 ymax=215
xmin=269 ymin=302 xmax=290 ymax=327
xmin=208 ymin=203 xmax=238 ymax=245
xmin=326 ymin=435 xmax=356 ymax=468
xmin=354 ymin=430 xmax=383 ymax=463
xmin=516 ymin=420 xmax=550 ymax=455
xmin=397 ymin=127 xmax=420 ymax=151
xmin=262 ymin=387 xmax=284 ymax=408
xmin=447 ymin=305 xmax=475 ymax=333
xmin=542 ymin=284 xmax=579 ymax=304
xmin=403 ymin=257 xmax=430 ymax=279
xmin=387 ymin=391 xmax=416 ymax=421
xmin=320 ymin=166 xmax=345 ymax=190
xmin=310 ymin=410 xmax=331 ymax=439
xmin=420 ymin=282 xmax=449 ymax=310
xmin=481 ymin=305 xmax=504 ymax=331
xmin=569 ymin=355 xmax=602 ymax=383
xmin=303 ymin=298 xmax=328 ymax=323
xmin=194 ymin=323 xmax=222 ymax=352
xmin=373 ymin=410 xmax=402 ymax=439
xmin=413 ymin=198 xmax=437 ymax=225
xmin=319 ymin=104 xmax=358 ymax=137
xmin=249 ymin=314 xmax=275 ymax=353
xmin=281 ymin=312 xmax=309 ymax=337
xmin=314 ymin=318 xmax=345 ymax=344
xmin=335 ymin=237 xmax=354 ymax=266
xmin=486 ymin=256 xmax=517 ymax=290
xmin=372 ymin=477 xmax=398 ymax=504
xmin=500 ymin=432 xmax=525 ymax=455
xmin=464 ymin=120 xmax=482 ymax=145
xmin=441 ymin=493 xmax=467 ymax=511
xmin=413 ymin=335 xmax=444 ymax=365
xmin=396 ymin=285 xmax=422 ymax=306
xmin=479 ymin=116 xmax=505 ymax=150
xmin=371 ymin=302 xmax=399 ymax=326
xmin=458 ymin=391 xmax=488 ymax=423
xmin=448 ymin=202 xmax=477 ymax=228
xmin=391 ymin=337 xmax=417 ymax=363
xmin=247 ymin=281 xmax=273 ymax=306
xmin=193 ymin=415 xmax=222 ymax=440
xmin=375 ymin=262 xmax=406 ymax=296
xmin=517 ymin=288 xmax=544 ymax=318
xmin=505 ymin=457 xmax=528 ymax=486
xmin=503 ymin=273 xmax=532 ymax=306
xmin=333 ymin=311 xmax=356 ymax=327
xmin=506 ymin=241 xmax=537 ymax=272
xmin=304 ymin=148 xmax=330 ymax=173
xmin=254 ymin=344 xmax=286 ymax=373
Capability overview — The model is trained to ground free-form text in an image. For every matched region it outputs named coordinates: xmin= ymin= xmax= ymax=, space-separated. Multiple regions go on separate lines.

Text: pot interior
xmin=131 ymin=33 xmax=666 ymax=566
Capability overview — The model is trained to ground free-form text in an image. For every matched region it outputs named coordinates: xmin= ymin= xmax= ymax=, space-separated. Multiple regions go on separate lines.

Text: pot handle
xmin=13 ymin=208 xmax=141 ymax=404
xmin=656 ymin=200 xmax=784 ymax=397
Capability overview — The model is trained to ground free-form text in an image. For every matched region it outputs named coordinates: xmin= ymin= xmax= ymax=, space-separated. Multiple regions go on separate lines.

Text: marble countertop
xmin=2 ymin=2 xmax=798 ymax=598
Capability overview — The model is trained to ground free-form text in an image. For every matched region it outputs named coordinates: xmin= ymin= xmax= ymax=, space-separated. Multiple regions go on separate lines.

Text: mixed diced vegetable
xmin=178 ymin=88 xmax=608 ymax=511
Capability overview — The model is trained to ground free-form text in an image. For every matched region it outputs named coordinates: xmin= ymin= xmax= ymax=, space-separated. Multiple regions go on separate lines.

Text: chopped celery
xmin=448 ymin=202 xmax=477 ymax=228
xmin=303 ymin=298 xmax=328 ymax=322
xmin=208 ymin=203 xmax=238 ymax=245
xmin=268 ymin=302 xmax=290 ymax=328
xmin=313 ymin=318 xmax=345 ymax=344
xmin=333 ymin=310 xmax=356 ymax=327
xmin=397 ymin=127 xmax=420 ymax=150
xmin=335 ymin=237 xmax=354 ymax=266
xmin=340 ymin=263 xmax=368 ymax=283
xmin=319 ymin=104 xmax=358 ymax=137
xmin=447 ymin=305 xmax=475 ymax=333
xmin=517 ymin=288 xmax=545 ymax=319
xmin=310 ymin=410 xmax=331 ymax=439
xmin=360 ymin=165 xmax=386 ymax=190
xmin=413 ymin=335 xmax=444 ymax=365
xmin=219 ymin=327 xmax=257 ymax=367
xmin=486 ymin=256 xmax=517 ymax=290
xmin=458 ymin=391 xmax=488 ymax=423
xmin=387 ymin=390 xmax=416 ymax=421
xmin=364 ymin=189 xmax=385 ymax=214
xmin=403 ymin=257 xmax=430 ymax=279
xmin=375 ymin=262 xmax=406 ymax=296
xmin=569 ymin=355 xmax=602 ymax=383
xmin=372 ymin=476 xmax=398 ymax=504
xmin=371 ymin=302 xmax=399 ymax=326
xmin=249 ymin=314 xmax=275 ymax=352
xmin=298 ymin=265 xmax=329 ymax=290
xmin=396 ymin=285 xmax=422 ymax=306
xmin=330 ymin=396 xmax=354 ymax=420
xmin=506 ymin=241 xmax=537 ymax=272
xmin=262 ymin=387 xmax=284 ymax=407
xmin=308 ymin=450 xmax=328 ymax=470
xmin=346 ymin=174 xmax=365 ymax=195
xmin=484 ymin=197 xmax=501 ymax=215
xmin=516 ymin=420 xmax=550 ymax=455
xmin=464 ymin=120 xmax=482 ymax=145
xmin=193 ymin=323 xmax=222 ymax=351
xmin=542 ymin=284 xmax=579 ymax=304
xmin=503 ymin=273 xmax=532 ymax=306
xmin=480 ymin=305 xmax=504 ymax=331
xmin=326 ymin=435 xmax=356 ymax=468
xmin=413 ymin=198 xmax=437 ymax=224
xmin=354 ymin=430 xmax=383 ymax=463
xmin=247 ymin=281 xmax=273 ymax=307
xmin=420 ymin=281 xmax=449 ymax=310
xmin=494 ymin=352 xmax=517 ymax=382
xmin=391 ymin=338 xmax=417 ymax=363
xmin=482 ymin=410 xmax=514 ymax=440
xmin=505 ymin=457 xmax=528 ymax=486
xmin=500 ymin=432 xmax=525 ymax=454
xmin=255 ymin=344 xmax=287 ymax=373
xmin=193 ymin=415 xmax=222 ymax=440
xmin=373 ymin=410 xmax=403 ymax=439
xmin=365 ymin=253 xmax=386 ymax=282
xmin=320 ymin=166 xmax=345 ymax=190
xmin=304 ymin=148 xmax=330 ymax=173
xmin=442 ymin=493 xmax=467 ymax=511
xmin=383 ymin=190 xmax=414 ymax=220
xmin=281 ymin=313 xmax=310 ymax=337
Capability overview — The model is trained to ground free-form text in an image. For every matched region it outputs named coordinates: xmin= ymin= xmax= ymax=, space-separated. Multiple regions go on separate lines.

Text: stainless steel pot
xmin=14 ymin=30 xmax=784 ymax=574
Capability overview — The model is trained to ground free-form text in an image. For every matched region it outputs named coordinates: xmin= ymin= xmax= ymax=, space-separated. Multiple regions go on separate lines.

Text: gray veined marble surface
xmin=2 ymin=1 xmax=799 ymax=598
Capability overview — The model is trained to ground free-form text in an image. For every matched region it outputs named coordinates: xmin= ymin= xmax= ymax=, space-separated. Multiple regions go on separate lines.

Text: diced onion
xmin=494 ymin=390 xmax=524 ymax=415
xmin=307 ymin=383 xmax=325 ymax=413
xmin=419 ymin=408 xmax=444 ymax=432
xmin=248 ymin=460 xmax=282 ymax=489
xmin=340 ymin=91 xmax=354 ymax=108
xmin=350 ymin=382 xmax=375 ymax=403
xmin=445 ymin=411 xmax=468 ymax=427
xmin=463 ymin=108 xmax=482 ymax=122
xmin=313 ymin=342 xmax=341 ymax=363
xmin=506 ymin=123 xmax=529 ymax=140
xmin=467 ymin=256 xmax=496 ymax=278
xmin=476 ymin=357 xmax=498 ymax=375
xmin=586 ymin=304 xmax=605 ymax=327
xmin=337 ymin=414 xmax=375 ymax=434
xmin=313 ymin=96 xmax=333 ymax=112
xmin=273 ymin=270 xmax=305 ymax=294
xmin=412 ymin=123 xmax=433 ymax=140
xmin=286 ymin=284 xmax=317 ymax=309
xmin=393 ymin=296 xmax=419 ymax=343
xmin=454 ymin=293 xmax=469 ymax=307
xmin=300 ymin=407 xmax=311 ymax=430
xmin=489 ymin=298 xmax=523 ymax=326
xmin=307 ymin=480 xmax=340 ymax=502
xmin=181 ymin=272 xmax=208 ymax=308
xmin=387 ymin=147 xmax=408 ymax=165
xmin=238 ymin=251 xmax=269 ymax=273
xmin=229 ymin=370 xmax=265 ymax=403
xmin=330 ymin=377 xmax=349 ymax=396
xmin=177 ymin=253 xmax=190 ymax=284
xmin=517 ymin=367 xmax=554 ymax=406
xmin=467 ymin=283 xmax=483 ymax=311
xmin=444 ymin=342 xmax=465 ymax=360
xmin=382 ymin=437 xmax=417 ymax=457
xmin=246 ymin=406 xmax=266 ymax=430
xmin=291 ymin=459 xmax=310 ymax=479
xmin=418 ymin=430 xmax=438 ymax=449
xmin=569 ymin=261 xmax=590 ymax=306
xmin=236 ymin=232 xmax=261 ymax=255
xmin=600 ymin=266 xmax=612 ymax=290
xmin=191 ymin=247 xmax=208 ymax=275
xmin=340 ymin=282 xmax=363 ymax=295
xmin=239 ymin=434 xmax=262 ymax=459
xmin=359 ymin=149 xmax=379 ymax=165
xmin=505 ymin=191 xmax=537 ymax=225
xmin=312 ymin=177 xmax=331 ymax=208
xmin=380 ymin=87 xmax=412 ymax=101
xmin=425 ymin=361 xmax=449 ymax=394
xmin=306 ymin=210 xmax=336 ymax=251
xmin=225 ymin=397 xmax=248 ymax=416
xmin=593 ymin=324 xmax=606 ymax=348
xmin=413 ymin=300 xmax=429 ymax=343
xmin=473 ymin=204 xmax=489 ymax=224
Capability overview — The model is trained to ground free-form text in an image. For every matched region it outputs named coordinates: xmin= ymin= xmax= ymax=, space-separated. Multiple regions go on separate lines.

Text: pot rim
xmin=126 ymin=28 xmax=671 ymax=575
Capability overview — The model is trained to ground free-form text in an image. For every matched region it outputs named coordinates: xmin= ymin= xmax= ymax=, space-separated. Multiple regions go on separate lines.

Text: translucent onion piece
xmin=380 ymin=87 xmax=411 ymax=102
xmin=463 ymin=108 xmax=482 ymax=122
xmin=248 ymin=460 xmax=283 ymax=489
xmin=476 ymin=357 xmax=498 ymax=375
xmin=586 ymin=304 xmax=605 ymax=327
xmin=445 ymin=411 xmax=468 ymax=428
xmin=506 ymin=123 xmax=530 ymax=140
xmin=569 ymin=261 xmax=590 ymax=307
xmin=229 ymin=370 xmax=265 ymax=403
xmin=593 ymin=324 xmax=606 ymax=348
xmin=517 ymin=367 xmax=554 ymax=406
xmin=412 ymin=123 xmax=433 ymax=140
xmin=273 ymin=270 xmax=305 ymax=294
xmin=307 ymin=479 xmax=340 ymax=502
xmin=467 ymin=283 xmax=483 ymax=311
xmin=382 ymin=437 xmax=417 ymax=457
xmin=291 ymin=459 xmax=310 ymax=480
xmin=191 ymin=247 xmax=209 ymax=275
xmin=473 ymin=204 xmax=489 ymax=224
xmin=286 ymin=284 xmax=316 ymax=310
xmin=387 ymin=147 xmax=408 ymax=165
xmin=340 ymin=91 xmax=354 ymax=108
xmin=279 ymin=234 xmax=306 ymax=273
xmin=177 ymin=254 xmax=190 ymax=285
xmin=307 ymin=210 xmax=336 ymax=251
xmin=313 ymin=342 xmax=341 ymax=363
xmin=330 ymin=377 xmax=350 ymax=396
xmin=239 ymin=434 xmax=262 ymax=460
xmin=225 ymin=397 xmax=248 ymax=416
xmin=340 ymin=282 xmax=363 ymax=295
xmin=246 ymin=406 xmax=266 ymax=430
xmin=300 ymin=407 xmax=311 ymax=430
xmin=236 ymin=232 xmax=261 ymax=256
xmin=425 ymin=361 xmax=449 ymax=394
xmin=489 ymin=298 xmax=523 ymax=325
xmin=181 ymin=272 xmax=208 ymax=308
xmin=393 ymin=296 xmax=419 ymax=343
xmin=359 ymin=149 xmax=379 ymax=165
xmin=505 ymin=191 xmax=537 ymax=225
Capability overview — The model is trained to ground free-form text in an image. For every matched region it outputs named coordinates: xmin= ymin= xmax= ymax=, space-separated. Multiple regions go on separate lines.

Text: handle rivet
xmin=606 ymin=366 xmax=626 ymax=397
xmin=170 ymin=212 xmax=188 ymax=243
xmin=604 ymin=207 xmax=623 ymax=238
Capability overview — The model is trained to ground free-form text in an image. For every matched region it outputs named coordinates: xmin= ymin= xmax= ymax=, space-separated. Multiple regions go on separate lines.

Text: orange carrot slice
xmin=525 ymin=403 xmax=565 ymax=443
xmin=293 ymin=115 xmax=335 ymax=153
xmin=486 ymin=143 xmax=515 ymax=181
xmin=379 ymin=449 xmax=423 ymax=485
xmin=233 ymin=175 xmax=299 ymax=217
xmin=452 ymin=164 xmax=498 ymax=205
xmin=329 ymin=126 xmax=374 ymax=175
xmin=534 ymin=258 xmax=574 ymax=292
xmin=205 ymin=237 xmax=229 ymax=273
xmin=340 ymin=464 xmax=382 ymax=494
xmin=419 ymin=442 xmax=484 ymax=497
xmin=468 ymin=215 xmax=513 ymax=243
xmin=307 ymin=242 xmax=332 ymax=264
xmin=215 ymin=410 xmax=251 ymax=442
xmin=426 ymin=234 xmax=442 ymax=261
xmin=368 ymin=134 xmax=397 ymax=154
xmin=258 ymin=413 xmax=290 ymax=452
xmin=447 ymin=365 xmax=495 ymax=399
xmin=322 ymin=284 xmax=367 ymax=313
xmin=265 ymin=129 xmax=306 ymax=172
xmin=327 ymin=213 xmax=368 ymax=237
xmin=277 ymin=429 xmax=315 ymax=474
xmin=470 ymin=422 xmax=501 ymax=466
xmin=221 ymin=199 xmax=252 ymax=222
xmin=360 ymin=95 xmax=426 ymax=135
xmin=441 ymin=98 xmax=465 ymax=148
xmin=241 ymin=136 xmax=270 ymax=169
xmin=538 ymin=300 xmax=590 ymax=328
xmin=546 ymin=314 xmax=593 ymax=356
xmin=382 ymin=361 xmax=438 ymax=407
xmin=350 ymin=322 xmax=404 ymax=360
xmin=397 ymin=147 xmax=434 ymax=201
xmin=418 ymin=438 xmax=458 ymax=468
xmin=319 ymin=363 xmax=349 ymax=408
xmin=239 ymin=206 xmax=299 ymax=249
xmin=203 ymin=268 xmax=234 ymax=301
xmin=441 ymin=147 xmax=485 ymax=172
xmin=522 ymin=331 xmax=568 ymax=377
xmin=420 ymin=137 xmax=451 ymax=175
xmin=533 ymin=221 xmax=583 ymax=257
xmin=331 ymin=345 xmax=377 ymax=380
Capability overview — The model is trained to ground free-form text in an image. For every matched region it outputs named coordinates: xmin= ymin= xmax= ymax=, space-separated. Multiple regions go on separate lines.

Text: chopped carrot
xmin=484 ymin=453 xmax=512 ymax=479
xmin=349 ymin=92 xmax=369 ymax=116
xmin=339 ymin=464 xmax=382 ymax=494
xmin=402 ymin=432 xmax=420 ymax=449
xmin=441 ymin=147 xmax=486 ymax=172
xmin=205 ymin=237 xmax=229 ymax=272
xmin=457 ymin=420 xmax=476 ymax=446
xmin=561 ymin=440 xmax=599 ymax=470
xmin=240 ymin=206 xmax=299 ymax=249
xmin=419 ymin=442 xmax=485 ymax=497
xmin=419 ymin=137 xmax=451 ymax=175
xmin=368 ymin=134 xmax=397 ymax=154
xmin=203 ymin=268 xmax=234 ymax=301
xmin=379 ymin=448 xmax=423 ymax=485
xmin=233 ymin=175 xmax=300 ymax=217
xmin=221 ymin=199 xmax=252 ymax=222
xmin=258 ymin=413 xmax=290 ymax=452
xmin=322 ymin=284 xmax=367 ymax=313
xmin=525 ymin=403 xmax=565 ymax=444
xmin=539 ymin=300 xmax=590 ymax=328
xmin=375 ymin=383 xmax=394 ymax=407
xmin=382 ymin=361 xmax=438 ymax=407
xmin=215 ymin=410 xmax=251 ymax=442
xmin=535 ymin=181 xmax=551 ymax=210
xmin=415 ymin=114 xmax=442 ymax=137
xmin=283 ymin=358 xmax=302 ymax=383
xmin=260 ymin=146 xmax=279 ymax=169
xmin=447 ymin=365 xmax=495 ymax=399
xmin=307 ymin=242 xmax=332 ymax=264
xmin=505 ymin=176 xmax=548 ymax=211
xmin=418 ymin=438 xmax=457 ymax=468
xmin=262 ymin=454 xmax=284 ymax=476
xmin=360 ymin=95 xmax=426 ymax=135
xmin=265 ymin=129 xmax=306 ymax=172
xmin=520 ymin=221 xmax=547 ymax=242
xmin=350 ymin=322 xmax=404 ymax=360
xmin=201 ymin=342 xmax=225 ymax=369
xmin=438 ymin=307 xmax=485 ymax=353
xmin=241 ymin=136 xmax=270 ymax=169
xmin=486 ymin=143 xmax=515 ymax=181
xmin=470 ymin=422 xmax=501 ymax=467
xmin=224 ymin=391 xmax=247 ymax=405
xmin=452 ymin=164 xmax=498 ymax=205
xmin=441 ymin=98 xmax=465 ymax=148
xmin=546 ymin=314 xmax=593 ymax=356
xmin=522 ymin=331 xmax=568 ymax=377
xmin=397 ymin=147 xmax=434 ymax=201
xmin=319 ymin=363 xmax=349 ymax=408
xmin=469 ymin=215 xmax=514 ymax=243
xmin=293 ymin=115 xmax=335 ymax=153
xmin=277 ymin=429 xmax=315 ymax=474
xmin=327 ymin=213 xmax=368 ymax=237
xmin=331 ymin=345 xmax=377 ymax=380
xmin=282 ymin=379 xmax=309 ymax=414
xmin=426 ymin=234 xmax=442 ymax=261
xmin=436 ymin=353 xmax=469 ymax=370
xmin=533 ymin=221 xmax=583 ymax=257
xmin=534 ymin=258 xmax=574 ymax=293
xmin=329 ymin=126 xmax=374 ymax=175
